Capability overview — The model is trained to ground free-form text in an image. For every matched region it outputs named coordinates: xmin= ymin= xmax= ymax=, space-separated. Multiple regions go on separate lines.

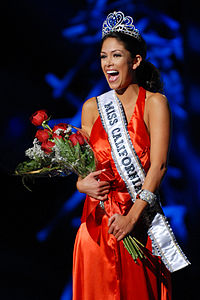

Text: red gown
xmin=73 ymin=87 xmax=172 ymax=300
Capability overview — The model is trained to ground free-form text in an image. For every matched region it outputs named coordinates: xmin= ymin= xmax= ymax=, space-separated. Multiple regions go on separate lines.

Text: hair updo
xmin=101 ymin=32 xmax=163 ymax=93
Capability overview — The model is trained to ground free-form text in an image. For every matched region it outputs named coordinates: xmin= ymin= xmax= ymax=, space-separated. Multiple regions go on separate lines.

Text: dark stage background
xmin=1 ymin=0 xmax=200 ymax=299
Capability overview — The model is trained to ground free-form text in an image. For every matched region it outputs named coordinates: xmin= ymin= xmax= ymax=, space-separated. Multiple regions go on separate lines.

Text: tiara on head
xmin=102 ymin=11 xmax=141 ymax=40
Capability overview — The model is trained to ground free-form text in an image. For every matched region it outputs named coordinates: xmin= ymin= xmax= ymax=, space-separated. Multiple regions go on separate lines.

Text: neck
xmin=115 ymin=84 xmax=139 ymax=105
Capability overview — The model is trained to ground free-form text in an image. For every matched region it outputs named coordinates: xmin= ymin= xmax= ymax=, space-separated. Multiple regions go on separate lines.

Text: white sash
xmin=97 ymin=89 xmax=190 ymax=273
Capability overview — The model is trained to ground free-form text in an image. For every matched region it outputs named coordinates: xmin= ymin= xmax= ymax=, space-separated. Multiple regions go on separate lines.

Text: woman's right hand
xmin=76 ymin=170 xmax=110 ymax=201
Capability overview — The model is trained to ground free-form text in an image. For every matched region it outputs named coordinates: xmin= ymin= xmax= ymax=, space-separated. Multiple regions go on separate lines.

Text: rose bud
xmin=35 ymin=129 xmax=51 ymax=143
xmin=69 ymin=133 xmax=79 ymax=146
xmin=30 ymin=110 xmax=48 ymax=126
xmin=41 ymin=140 xmax=55 ymax=154
xmin=76 ymin=131 xmax=85 ymax=146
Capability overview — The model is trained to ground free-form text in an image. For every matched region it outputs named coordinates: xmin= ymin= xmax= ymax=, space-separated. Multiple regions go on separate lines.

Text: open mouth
xmin=106 ymin=70 xmax=119 ymax=83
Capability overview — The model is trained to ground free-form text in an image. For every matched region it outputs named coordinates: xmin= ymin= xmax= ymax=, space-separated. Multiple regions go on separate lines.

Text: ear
xmin=132 ymin=55 xmax=142 ymax=70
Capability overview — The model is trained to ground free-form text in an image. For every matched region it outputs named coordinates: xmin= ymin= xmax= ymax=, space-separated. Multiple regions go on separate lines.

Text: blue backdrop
xmin=1 ymin=0 xmax=200 ymax=299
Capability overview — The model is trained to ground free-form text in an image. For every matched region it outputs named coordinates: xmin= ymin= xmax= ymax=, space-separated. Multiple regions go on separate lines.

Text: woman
xmin=73 ymin=11 xmax=189 ymax=300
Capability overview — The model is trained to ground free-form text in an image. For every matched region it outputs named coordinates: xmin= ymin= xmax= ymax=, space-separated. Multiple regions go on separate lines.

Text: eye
xmin=113 ymin=53 xmax=122 ymax=57
xmin=100 ymin=54 xmax=106 ymax=59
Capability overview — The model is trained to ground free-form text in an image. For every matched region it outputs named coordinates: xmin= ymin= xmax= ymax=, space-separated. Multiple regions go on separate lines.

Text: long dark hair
xmin=101 ymin=32 xmax=163 ymax=93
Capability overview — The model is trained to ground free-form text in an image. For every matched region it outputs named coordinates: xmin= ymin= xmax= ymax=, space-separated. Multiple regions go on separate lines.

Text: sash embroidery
xmin=96 ymin=89 xmax=190 ymax=273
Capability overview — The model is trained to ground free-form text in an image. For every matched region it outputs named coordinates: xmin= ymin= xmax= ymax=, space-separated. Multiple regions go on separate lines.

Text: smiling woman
xmin=73 ymin=10 xmax=190 ymax=300
xmin=100 ymin=31 xmax=163 ymax=93
xmin=100 ymin=38 xmax=136 ymax=90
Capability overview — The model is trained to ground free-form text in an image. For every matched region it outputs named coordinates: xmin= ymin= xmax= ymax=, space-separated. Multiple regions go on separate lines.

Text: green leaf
xmin=74 ymin=143 xmax=81 ymax=160
xmin=54 ymin=138 xmax=75 ymax=162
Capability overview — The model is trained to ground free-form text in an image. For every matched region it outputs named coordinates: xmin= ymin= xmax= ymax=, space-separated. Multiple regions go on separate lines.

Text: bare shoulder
xmin=82 ymin=97 xmax=97 ymax=111
xmin=82 ymin=97 xmax=98 ymax=121
xmin=146 ymin=91 xmax=169 ymax=111
xmin=81 ymin=97 xmax=99 ymax=136
xmin=144 ymin=91 xmax=170 ymax=131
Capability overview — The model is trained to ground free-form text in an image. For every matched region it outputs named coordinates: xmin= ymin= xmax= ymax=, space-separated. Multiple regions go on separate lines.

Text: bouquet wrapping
xmin=15 ymin=110 xmax=146 ymax=263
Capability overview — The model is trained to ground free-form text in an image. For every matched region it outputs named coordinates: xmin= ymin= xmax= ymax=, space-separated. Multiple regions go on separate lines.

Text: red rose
xmin=76 ymin=131 xmax=85 ymax=146
xmin=52 ymin=132 xmax=63 ymax=140
xmin=69 ymin=133 xmax=79 ymax=146
xmin=41 ymin=140 xmax=55 ymax=154
xmin=69 ymin=132 xmax=85 ymax=146
xmin=30 ymin=110 xmax=48 ymax=126
xmin=52 ymin=123 xmax=68 ymax=134
xmin=35 ymin=129 xmax=51 ymax=142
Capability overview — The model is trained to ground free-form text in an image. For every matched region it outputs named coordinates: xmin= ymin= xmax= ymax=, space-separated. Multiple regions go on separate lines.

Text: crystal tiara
xmin=102 ymin=11 xmax=141 ymax=40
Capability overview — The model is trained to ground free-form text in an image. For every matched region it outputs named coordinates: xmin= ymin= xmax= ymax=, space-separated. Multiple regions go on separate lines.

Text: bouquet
xmin=15 ymin=110 xmax=96 ymax=178
xmin=15 ymin=110 xmax=146 ymax=263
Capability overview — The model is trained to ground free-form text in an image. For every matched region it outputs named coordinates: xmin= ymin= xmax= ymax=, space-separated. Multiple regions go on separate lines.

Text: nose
xmin=106 ymin=55 xmax=114 ymax=67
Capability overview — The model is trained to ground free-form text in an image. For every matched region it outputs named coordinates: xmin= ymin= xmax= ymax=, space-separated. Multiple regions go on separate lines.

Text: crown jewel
xmin=102 ymin=11 xmax=141 ymax=40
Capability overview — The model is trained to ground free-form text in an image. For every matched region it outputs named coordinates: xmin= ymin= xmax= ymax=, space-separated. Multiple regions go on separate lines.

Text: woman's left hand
xmin=108 ymin=214 xmax=135 ymax=242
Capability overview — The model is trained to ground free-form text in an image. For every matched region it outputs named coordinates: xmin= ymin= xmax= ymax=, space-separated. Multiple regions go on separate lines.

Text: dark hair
xmin=101 ymin=32 xmax=163 ymax=93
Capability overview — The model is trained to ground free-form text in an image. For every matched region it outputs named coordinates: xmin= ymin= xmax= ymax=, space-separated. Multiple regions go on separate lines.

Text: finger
xmin=116 ymin=232 xmax=126 ymax=242
xmin=98 ymin=187 xmax=110 ymax=195
xmin=91 ymin=169 xmax=106 ymax=177
xmin=98 ymin=181 xmax=110 ymax=188
xmin=113 ymin=225 xmax=120 ymax=236
xmin=99 ymin=189 xmax=110 ymax=195
xmin=97 ymin=194 xmax=108 ymax=201
xmin=99 ymin=186 xmax=110 ymax=194
xmin=96 ymin=192 xmax=109 ymax=200
xmin=114 ymin=230 xmax=121 ymax=240
xmin=108 ymin=214 xmax=117 ymax=227
xmin=108 ymin=223 xmax=114 ymax=234
xmin=99 ymin=185 xmax=110 ymax=192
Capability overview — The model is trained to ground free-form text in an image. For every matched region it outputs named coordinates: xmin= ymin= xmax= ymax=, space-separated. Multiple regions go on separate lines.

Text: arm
xmin=76 ymin=98 xmax=110 ymax=200
xmin=81 ymin=97 xmax=97 ymax=138
xmin=108 ymin=93 xmax=171 ymax=240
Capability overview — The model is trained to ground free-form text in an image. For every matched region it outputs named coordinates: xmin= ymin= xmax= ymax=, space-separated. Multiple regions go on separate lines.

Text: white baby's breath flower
xmin=25 ymin=139 xmax=48 ymax=160
xmin=66 ymin=125 xmax=72 ymax=133
xmin=33 ymin=138 xmax=40 ymax=145
xmin=52 ymin=144 xmax=64 ymax=162
xmin=54 ymin=128 xmax=63 ymax=136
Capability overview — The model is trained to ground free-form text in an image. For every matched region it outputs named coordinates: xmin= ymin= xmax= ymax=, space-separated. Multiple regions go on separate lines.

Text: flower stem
xmin=123 ymin=235 xmax=146 ymax=263
xmin=42 ymin=121 xmax=52 ymax=132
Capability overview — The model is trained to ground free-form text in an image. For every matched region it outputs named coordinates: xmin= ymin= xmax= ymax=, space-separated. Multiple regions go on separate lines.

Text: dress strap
xmin=136 ymin=87 xmax=146 ymax=118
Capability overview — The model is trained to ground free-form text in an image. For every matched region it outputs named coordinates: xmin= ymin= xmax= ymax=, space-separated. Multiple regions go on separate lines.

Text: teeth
xmin=107 ymin=70 xmax=119 ymax=75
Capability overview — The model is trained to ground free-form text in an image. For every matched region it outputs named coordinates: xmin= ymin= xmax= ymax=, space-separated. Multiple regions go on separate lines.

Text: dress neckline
xmin=114 ymin=86 xmax=143 ymax=127
xmin=89 ymin=115 xmax=100 ymax=140
xmin=89 ymin=86 xmax=145 ymax=139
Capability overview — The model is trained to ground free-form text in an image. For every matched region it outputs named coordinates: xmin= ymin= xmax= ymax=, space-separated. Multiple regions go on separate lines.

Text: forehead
xmin=101 ymin=37 xmax=126 ymax=52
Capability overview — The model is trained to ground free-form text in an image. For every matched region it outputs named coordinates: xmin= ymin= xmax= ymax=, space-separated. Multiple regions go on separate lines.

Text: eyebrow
xmin=100 ymin=49 xmax=124 ymax=54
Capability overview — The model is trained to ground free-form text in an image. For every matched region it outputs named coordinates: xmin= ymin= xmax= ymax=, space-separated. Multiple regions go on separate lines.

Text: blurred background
xmin=1 ymin=0 xmax=200 ymax=299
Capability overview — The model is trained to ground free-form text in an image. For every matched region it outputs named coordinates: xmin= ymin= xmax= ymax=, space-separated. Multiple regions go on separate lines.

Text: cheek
xmin=119 ymin=59 xmax=132 ymax=73
xmin=121 ymin=65 xmax=133 ymax=79
xmin=101 ymin=61 xmax=106 ymax=73
xmin=127 ymin=62 xmax=134 ymax=75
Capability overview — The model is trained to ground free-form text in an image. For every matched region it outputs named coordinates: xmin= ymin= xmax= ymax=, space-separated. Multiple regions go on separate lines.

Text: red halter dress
xmin=73 ymin=87 xmax=172 ymax=300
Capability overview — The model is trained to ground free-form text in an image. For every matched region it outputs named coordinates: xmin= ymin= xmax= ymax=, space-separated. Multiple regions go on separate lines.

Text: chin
xmin=110 ymin=84 xmax=128 ymax=93
xmin=107 ymin=79 xmax=129 ymax=91
xmin=107 ymin=82 xmax=121 ymax=90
